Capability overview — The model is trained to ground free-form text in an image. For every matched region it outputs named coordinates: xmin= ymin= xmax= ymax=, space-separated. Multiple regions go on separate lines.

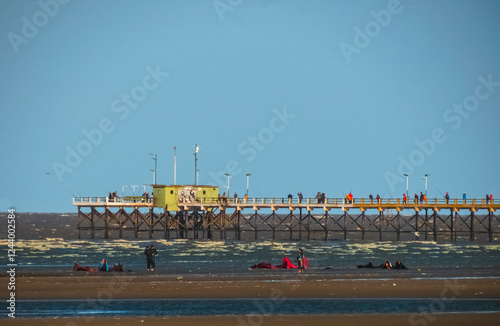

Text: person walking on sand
xmin=297 ymin=248 xmax=305 ymax=273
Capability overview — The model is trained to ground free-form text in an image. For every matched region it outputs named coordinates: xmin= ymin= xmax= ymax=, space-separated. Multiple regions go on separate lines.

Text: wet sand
xmin=5 ymin=273 xmax=500 ymax=300
xmin=3 ymin=314 xmax=500 ymax=326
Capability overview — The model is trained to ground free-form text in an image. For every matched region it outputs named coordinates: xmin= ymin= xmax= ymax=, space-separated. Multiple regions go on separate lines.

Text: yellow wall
xmin=153 ymin=185 xmax=218 ymax=211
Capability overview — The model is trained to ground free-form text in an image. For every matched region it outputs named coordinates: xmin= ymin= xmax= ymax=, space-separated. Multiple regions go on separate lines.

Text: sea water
xmin=1 ymin=239 xmax=500 ymax=273
xmin=13 ymin=298 xmax=500 ymax=317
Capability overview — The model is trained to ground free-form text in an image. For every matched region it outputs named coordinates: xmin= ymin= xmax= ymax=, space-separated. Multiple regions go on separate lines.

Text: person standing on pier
xmin=490 ymin=194 xmax=493 ymax=204
xmin=376 ymin=194 xmax=380 ymax=204
xmin=486 ymin=194 xmax=490 ymax=204
xmin=403 ymin=193 xmax=407 ymax=204
xmin=369 ymin=194 xmax=373 ymax=203
xmin=298 ymin=192 xmax=303 ymax=203
xmin=463 ymin=192 xmax=467 ymax=203
xmin=445 ymin=192 xmax=450 ymax=204
xmin=414 ymin=193 xmax=418 ymax=204
xmin=420 ymin=192 xmax=424 ymax=204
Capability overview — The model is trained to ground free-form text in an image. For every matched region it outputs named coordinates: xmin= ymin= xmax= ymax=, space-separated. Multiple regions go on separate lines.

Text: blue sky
xmin=1 ymin=0 xmax=499 ymax=212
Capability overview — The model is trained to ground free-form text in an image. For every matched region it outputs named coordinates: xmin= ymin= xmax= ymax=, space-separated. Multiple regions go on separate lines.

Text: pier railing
xmin=73 ymin=196 xmax=496 ymax=207
xmin=73 ymin=196 xmax=153 ymax=205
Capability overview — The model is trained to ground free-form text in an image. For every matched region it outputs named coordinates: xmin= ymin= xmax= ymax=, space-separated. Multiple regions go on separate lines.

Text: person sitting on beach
xmin=377 ymin=259 xmax=393 ymax=269
xmin=297 ymin=248 xmax=305 ymax=273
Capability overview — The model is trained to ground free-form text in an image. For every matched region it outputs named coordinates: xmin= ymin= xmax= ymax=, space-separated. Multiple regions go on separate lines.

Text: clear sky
xmin=1 ymin=0 xmax=499 ymax=213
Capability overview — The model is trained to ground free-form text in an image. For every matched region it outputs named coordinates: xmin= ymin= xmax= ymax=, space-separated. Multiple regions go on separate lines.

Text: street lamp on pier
xmin=423 ymin=174 xmax=430 ymax=196
xmin=246 ymin=173 xmax=252 ymax=197
xmin=149 ymin=153 xmax=157 ymax=185
xmin=224 ymin=173 xmax=231 ymax=196
xmin=403 ymin=174 xmax=409 ymax=198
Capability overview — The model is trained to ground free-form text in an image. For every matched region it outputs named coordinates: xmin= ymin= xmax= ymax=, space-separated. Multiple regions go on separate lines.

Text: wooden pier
xmin=73 ymin=196 xmax=500 ymax=242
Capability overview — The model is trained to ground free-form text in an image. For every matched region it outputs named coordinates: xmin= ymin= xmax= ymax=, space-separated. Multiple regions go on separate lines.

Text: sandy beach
xmin=5 ymin=273 xmax=500 ymax=300
xmin=2 ymin=272 xmax=500 ymax=325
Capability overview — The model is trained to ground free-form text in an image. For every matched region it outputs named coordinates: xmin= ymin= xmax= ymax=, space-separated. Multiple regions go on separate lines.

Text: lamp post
xmin=149 ymin=153 xmax=157 ymax=185
xmin=403 ymin=173 xmax=408 ymax=198
xmin=423 ymin=174 xmax=430 ymax=196
xmin=224 ymin=173 xmax=231 ymax=196
xmin=173 ymin=146 xmax=177 ymax=185
xmin=194 ymin=144 xmax=199 ymax=185
xmin=246 ymin=173 xmax=252 ymax=197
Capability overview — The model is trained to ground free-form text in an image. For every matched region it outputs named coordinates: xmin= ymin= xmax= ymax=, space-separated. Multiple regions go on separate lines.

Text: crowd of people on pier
xmin=108 ymin=191 xmax=118 ymax=202
xmin=213 ymin=191 xmax=496 ymax=206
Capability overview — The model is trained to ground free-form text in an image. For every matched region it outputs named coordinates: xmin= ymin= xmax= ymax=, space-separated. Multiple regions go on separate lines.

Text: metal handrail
xmin=73 ymin=196 xmax=495 ymax=205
